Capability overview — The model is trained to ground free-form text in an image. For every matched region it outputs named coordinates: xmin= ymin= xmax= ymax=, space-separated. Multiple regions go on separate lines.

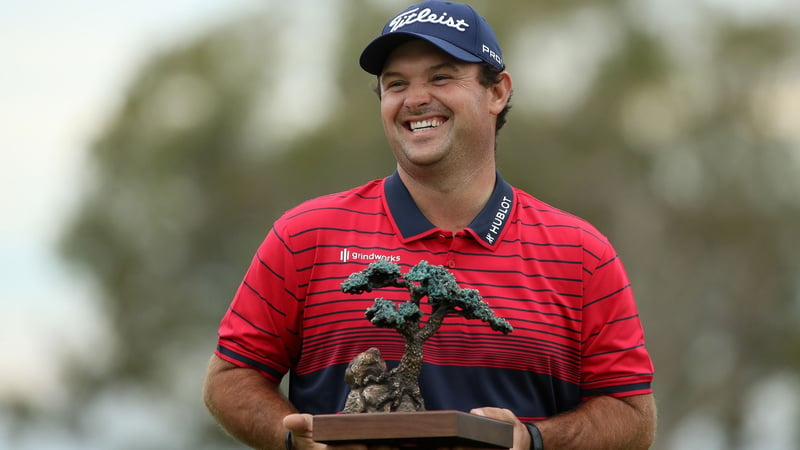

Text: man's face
xmin=378 ymin=40 xmax=500 ymax=175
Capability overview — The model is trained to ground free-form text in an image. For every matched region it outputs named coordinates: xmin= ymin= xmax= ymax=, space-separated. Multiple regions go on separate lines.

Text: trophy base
xmin=313 ymin=410 xmax=513 ymax=449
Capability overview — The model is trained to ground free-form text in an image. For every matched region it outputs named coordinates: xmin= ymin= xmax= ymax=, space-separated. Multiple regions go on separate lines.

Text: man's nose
xmin=403 ymin=83 xmax=431 ymax=109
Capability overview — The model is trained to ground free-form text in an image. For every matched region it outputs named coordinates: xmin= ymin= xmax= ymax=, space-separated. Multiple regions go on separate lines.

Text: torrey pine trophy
xmin=312 ymin=260 xmax=514 ymax=449
xmin=338 ymin=260 xmax=513 ymax=413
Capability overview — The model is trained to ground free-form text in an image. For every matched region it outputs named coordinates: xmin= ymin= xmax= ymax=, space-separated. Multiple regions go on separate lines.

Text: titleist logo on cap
xmin=388 ymin=7 xmax=470 ymax=32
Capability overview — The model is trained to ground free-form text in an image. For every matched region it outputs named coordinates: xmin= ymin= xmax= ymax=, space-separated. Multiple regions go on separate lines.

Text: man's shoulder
xmin=511 ymin=187 xmax=609 ymax=245
xmin=512 ymin=188 xmax=590 ymax=226
xmin=276 ymin=178 xmax=386 ymax=227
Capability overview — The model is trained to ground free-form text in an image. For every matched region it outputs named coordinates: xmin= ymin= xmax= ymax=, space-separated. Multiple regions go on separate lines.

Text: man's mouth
xmin=408 ymin=118 xmax=444 ymax=132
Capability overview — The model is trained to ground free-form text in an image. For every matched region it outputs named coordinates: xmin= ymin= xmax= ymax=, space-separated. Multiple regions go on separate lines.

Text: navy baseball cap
xmin=359 ymin=1 xmax=504 ymax=75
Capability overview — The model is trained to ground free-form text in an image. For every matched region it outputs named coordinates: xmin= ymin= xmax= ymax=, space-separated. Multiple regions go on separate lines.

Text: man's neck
xmin=397 ymin=163 xmax=497 ymax=233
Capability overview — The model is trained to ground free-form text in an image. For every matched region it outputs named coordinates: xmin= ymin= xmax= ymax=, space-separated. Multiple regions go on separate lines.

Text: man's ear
xmin=488 ymin=72 xmax=512 ymax=115
xmin=374 ymin=76 xmax=382 ymax=100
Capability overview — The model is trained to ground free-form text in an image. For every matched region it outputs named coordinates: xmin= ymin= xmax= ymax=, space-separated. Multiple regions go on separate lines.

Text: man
xmin=203 ymin=1 xmax=656 ymax=449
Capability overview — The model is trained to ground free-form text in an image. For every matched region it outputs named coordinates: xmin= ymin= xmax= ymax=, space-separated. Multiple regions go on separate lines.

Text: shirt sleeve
xmin=214 ymin=221 xmax=304 ymax=383
xmin=579 ymin=234 xmax=654 ymax=399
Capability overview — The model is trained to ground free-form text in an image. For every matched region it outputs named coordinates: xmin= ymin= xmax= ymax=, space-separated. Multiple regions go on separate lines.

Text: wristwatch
xmin=285 ymin=430 xmax=293 ymax=450
xmin=525 ymin=423 xmax=544 ymax=450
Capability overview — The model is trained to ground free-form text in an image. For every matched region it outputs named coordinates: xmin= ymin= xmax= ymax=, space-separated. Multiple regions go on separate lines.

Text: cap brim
xmin=359 ymin=32 xmax=482 ymax=75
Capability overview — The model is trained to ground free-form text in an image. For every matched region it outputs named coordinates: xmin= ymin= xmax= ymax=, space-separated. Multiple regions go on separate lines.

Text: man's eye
xmin=385 ymin=80 xmax=405 ymax=90
xmin=432 ymin=75 xmax=451 ymax=82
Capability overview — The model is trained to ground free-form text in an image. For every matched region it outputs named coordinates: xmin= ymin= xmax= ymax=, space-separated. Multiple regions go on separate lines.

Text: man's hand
xmin=284 ymin=414 xmax=324 ymax=450
xmin=284 ymin=413 xmax=371 ymax=450
xmin=470 ymin=407 xmax=530 ymax=450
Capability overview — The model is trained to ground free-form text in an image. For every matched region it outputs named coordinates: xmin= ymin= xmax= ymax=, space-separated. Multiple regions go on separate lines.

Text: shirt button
xmin=438 ymin=234 xmax=447 ymax=242
xmin=446 ymin=259 xmax=456 ymax=268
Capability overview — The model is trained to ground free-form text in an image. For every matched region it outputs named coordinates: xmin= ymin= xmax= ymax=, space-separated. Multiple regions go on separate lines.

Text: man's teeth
xmin=410 ymin=119 xmax=442 ymax=131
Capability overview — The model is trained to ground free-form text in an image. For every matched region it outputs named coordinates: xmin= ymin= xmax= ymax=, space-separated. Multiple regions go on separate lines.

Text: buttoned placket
xmin=432 ymin=230 xmax=469 ymax=269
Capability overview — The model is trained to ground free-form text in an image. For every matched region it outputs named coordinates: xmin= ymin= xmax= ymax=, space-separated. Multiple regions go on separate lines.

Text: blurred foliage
xmin=54 ymin=0 xmax=800 ymax=448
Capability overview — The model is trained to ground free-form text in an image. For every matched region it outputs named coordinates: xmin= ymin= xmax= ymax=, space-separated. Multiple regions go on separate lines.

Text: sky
xmin=0 ymin=0 xmax=262 ymax=407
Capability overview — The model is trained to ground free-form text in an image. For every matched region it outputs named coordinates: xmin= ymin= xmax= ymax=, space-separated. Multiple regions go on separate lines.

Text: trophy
xmin=313 ymin=260 xmax=515 ymax=448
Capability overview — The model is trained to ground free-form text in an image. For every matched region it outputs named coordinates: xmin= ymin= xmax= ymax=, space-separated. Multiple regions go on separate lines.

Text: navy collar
xmin=383 ymin=171 xmax=514 ymax=249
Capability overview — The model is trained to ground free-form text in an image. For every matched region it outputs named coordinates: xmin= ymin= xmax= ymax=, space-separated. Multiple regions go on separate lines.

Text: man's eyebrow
xmin=380 ymin=62 xmax=461 ymax=81
xmin=380 ymin=70 xmax=403 ymax=81
xmin=429 ymin=62 xmax=460 ymax=72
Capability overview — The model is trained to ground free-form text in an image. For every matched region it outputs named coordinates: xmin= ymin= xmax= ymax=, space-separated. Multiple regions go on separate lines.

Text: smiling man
xmin=203 ymin=2 xmax=656 ymax=450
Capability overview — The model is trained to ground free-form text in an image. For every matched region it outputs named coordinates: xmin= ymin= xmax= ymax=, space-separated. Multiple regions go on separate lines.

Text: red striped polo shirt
xmin=214 ymin=172 xmax=654 ymax=420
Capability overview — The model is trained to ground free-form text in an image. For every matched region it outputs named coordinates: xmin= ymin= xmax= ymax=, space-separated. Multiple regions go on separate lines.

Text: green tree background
xmin=10 ymin=0 xmax=800 ymax=448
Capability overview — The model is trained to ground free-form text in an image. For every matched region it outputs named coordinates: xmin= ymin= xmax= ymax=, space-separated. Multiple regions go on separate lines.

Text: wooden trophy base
xmin=313 ymin=410 xmax=513 ymax=449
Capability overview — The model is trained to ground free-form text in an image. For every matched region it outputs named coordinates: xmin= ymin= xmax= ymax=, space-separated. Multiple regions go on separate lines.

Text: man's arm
xmin=475 ymin=394 xmax=656 ymax=450
xmin=203 ymin=354 xmax=297 ymax=450
xmin=536 ymin=394 xmax=656 ymax=450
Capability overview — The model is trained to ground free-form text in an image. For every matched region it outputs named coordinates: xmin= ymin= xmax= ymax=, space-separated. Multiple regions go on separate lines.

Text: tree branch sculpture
xmin=340 ymin=260 xmax=513 ymax=413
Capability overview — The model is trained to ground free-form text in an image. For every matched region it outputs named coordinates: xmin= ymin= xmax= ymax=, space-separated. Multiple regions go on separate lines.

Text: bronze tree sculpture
xmin=340 ymin=260 xmax=513 ymax=413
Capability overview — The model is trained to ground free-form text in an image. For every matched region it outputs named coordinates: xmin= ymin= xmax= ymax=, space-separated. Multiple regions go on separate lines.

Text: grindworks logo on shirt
xmin=340 ymin=249 xmax=401 ymax=263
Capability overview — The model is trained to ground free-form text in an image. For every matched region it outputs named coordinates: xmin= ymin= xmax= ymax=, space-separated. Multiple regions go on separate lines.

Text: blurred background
xmin=2 ymin=0 xmax=799 ymax=448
